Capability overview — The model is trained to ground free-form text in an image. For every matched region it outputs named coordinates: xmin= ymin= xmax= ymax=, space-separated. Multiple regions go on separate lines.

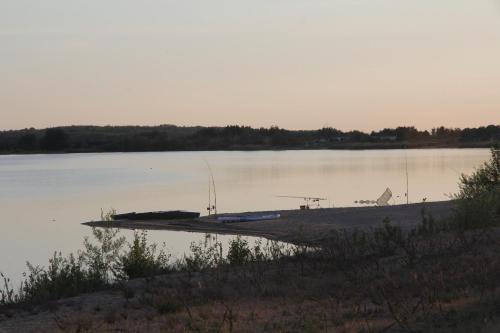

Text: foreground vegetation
xmin=0 ymin=124 xmax=499 ymax=153
xmin=0 ymin=148 xmax=499 ymax=332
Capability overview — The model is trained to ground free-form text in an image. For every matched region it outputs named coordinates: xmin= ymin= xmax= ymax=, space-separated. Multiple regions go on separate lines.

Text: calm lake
xmin=0 ymin=149 xmax=490 ymax=280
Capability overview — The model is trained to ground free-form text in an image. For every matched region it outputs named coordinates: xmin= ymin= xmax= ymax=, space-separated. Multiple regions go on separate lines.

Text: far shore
xmin=83 ymin=201 xmax=455 ymax=245
xmin=0 ymin=141 xmax=496 ymax=156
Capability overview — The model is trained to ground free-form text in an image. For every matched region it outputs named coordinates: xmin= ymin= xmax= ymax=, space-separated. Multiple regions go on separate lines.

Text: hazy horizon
xmin=1 ymin=1 xmax=500 ymax=131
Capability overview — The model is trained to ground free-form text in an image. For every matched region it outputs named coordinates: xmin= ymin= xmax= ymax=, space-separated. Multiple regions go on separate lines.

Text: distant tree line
xmin=0 ymin=124 xmax=498 ymax=153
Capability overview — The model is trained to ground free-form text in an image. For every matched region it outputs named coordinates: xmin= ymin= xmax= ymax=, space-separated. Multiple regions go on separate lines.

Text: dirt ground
xmin=4 ymin=200 xmax=500 ymax=333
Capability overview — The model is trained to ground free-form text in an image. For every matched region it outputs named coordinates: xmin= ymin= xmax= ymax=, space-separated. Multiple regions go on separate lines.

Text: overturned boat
xmin=112 ymin=210 xmax=200 ymax=221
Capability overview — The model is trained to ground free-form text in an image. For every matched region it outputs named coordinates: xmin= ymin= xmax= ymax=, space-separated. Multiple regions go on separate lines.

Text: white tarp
xmin=376 ymin=188 xmax=392 ymax=206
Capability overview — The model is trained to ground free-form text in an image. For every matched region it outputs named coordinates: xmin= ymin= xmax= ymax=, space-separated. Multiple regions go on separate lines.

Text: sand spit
xmin=83 ymin=201 xmax=455 ymax=245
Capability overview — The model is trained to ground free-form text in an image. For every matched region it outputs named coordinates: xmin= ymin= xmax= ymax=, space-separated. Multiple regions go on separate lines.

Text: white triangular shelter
xmin=376 ymin=188 xmax=392 ymax=206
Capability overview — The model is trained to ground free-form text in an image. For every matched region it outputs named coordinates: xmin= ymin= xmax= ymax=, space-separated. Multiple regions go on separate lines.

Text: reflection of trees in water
xmin=219 ymin=152 xmax=484 ymax=184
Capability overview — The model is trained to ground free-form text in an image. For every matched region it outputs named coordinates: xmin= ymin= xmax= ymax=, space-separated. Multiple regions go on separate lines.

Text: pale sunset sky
xmin=1 ymin=1 xmax=499 ymax=131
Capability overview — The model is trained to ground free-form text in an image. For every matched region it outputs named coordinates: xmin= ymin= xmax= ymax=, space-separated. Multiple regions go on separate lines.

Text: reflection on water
xmin=0 ymin=149 xmax=490 ymax=279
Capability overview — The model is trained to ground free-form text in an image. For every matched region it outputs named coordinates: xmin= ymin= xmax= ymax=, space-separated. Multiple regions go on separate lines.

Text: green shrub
xmin=0 ymin=273 xmax=17 ymax=306
xmin=0 ymin=210 xmax=126 ymax=307
xmin=227 ymin=236 xmax=251 ymax=266
xmin=182 ymin=240 xmax=223 ymax=272
xmin=80 ymin=210 xmax=126 ymax=283
xmin=0 ymin=252 xmax=108 ymax=307
xmin=453 ymin=147 xmax=500 ymax=229
xmin=20 ymin=253 xmax=104 ymax=304
xmin=119 ymin=231 xmax=171 ymax=279
xmin=459 ymin=147 xmax=500 ymax=200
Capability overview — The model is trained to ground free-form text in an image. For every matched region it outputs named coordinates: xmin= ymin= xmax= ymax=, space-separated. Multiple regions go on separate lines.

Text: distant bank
xmin=0 ymin=124 xmax=498 ymax=154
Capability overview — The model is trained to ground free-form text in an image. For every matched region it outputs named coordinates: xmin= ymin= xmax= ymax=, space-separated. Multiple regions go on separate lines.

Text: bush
xmin=1 ymin=252 xmax=107 ymax=307
xmin=227 ymin=236 xmax=251 ymax=266
xmin=80 ymin=210 xmax=126 ymax=283
xmin=21 ymin=253 xmax=105 ymax=304
xmin=453 ymin=147 xmax=500 ymax=229
xmin=119 ymin=231 xmax=171 ymax=279
xmin=182 ymin=240 xmax=223 ymax=272
xmin=0 ymin=273 xmax=17 ymax=306
xmin=0 ymin=210 xmax=126 ymax=307
xmin=459 ymin=147 xmax=500 ymax=199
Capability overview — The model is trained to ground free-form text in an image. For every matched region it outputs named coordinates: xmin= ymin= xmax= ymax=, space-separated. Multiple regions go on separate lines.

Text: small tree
xmin=119 ymin=231 xmax=170 ymax=279
xmin=80 ymin=210 xmax=126 ymax=283
xmin=227 ymin=236 xmax=251 ymax=266
xmin=459 ymin=147 xmax=500 ymax=199
xmin=454 ymin=147 xmax=500 ymax=229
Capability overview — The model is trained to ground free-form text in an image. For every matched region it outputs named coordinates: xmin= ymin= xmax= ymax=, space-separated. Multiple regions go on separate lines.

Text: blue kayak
xmin=217 ymin=213 xmax=281 ymax=223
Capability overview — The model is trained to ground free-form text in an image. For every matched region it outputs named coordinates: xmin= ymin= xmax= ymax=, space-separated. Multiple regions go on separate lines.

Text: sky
xmin=1 ymin=1 xmax=500 ymax=131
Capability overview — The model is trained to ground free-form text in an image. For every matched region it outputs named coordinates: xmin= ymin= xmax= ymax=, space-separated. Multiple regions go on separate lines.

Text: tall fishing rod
xmin=208 ymin=171 xmax=211 ymax=215
xmin=405 ymin=152 xmax=409 ymax=205
xmin=203 ymin=158 xmax=217 ymax=215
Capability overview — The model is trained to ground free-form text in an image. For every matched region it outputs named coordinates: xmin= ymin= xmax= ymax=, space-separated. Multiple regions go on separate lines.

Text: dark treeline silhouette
xmin=0 ymin=124 xmax=498 ymax=153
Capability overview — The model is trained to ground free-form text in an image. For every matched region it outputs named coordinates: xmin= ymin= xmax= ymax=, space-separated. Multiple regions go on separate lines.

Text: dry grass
xmin=2 ymin=224 xmax=500 ymax=332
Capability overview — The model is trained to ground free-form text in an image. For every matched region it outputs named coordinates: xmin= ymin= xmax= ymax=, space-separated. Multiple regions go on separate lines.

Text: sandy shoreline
xmin=83 ymin=201 xmax=455 ymax=245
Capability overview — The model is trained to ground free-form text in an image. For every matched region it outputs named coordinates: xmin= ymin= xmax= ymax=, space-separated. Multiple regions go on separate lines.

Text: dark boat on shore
xmin=111 ymin=210 xmax=200 ymax=221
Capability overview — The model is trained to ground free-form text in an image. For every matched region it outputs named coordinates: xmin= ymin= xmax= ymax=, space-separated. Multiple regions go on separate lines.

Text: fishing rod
xmin=276 ymin=195 xmax=327 ymax=201
xmin=203 ymin=158 xmax=217 ymax=215
xmin=405 ymin=154 xmax=409 ymax=205
xmin=276 ymin=195 xmax=327 ymax=209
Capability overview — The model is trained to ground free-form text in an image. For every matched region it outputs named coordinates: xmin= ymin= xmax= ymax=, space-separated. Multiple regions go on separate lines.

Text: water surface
xmin=0 ymin=149 xmax=490 ymax=279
